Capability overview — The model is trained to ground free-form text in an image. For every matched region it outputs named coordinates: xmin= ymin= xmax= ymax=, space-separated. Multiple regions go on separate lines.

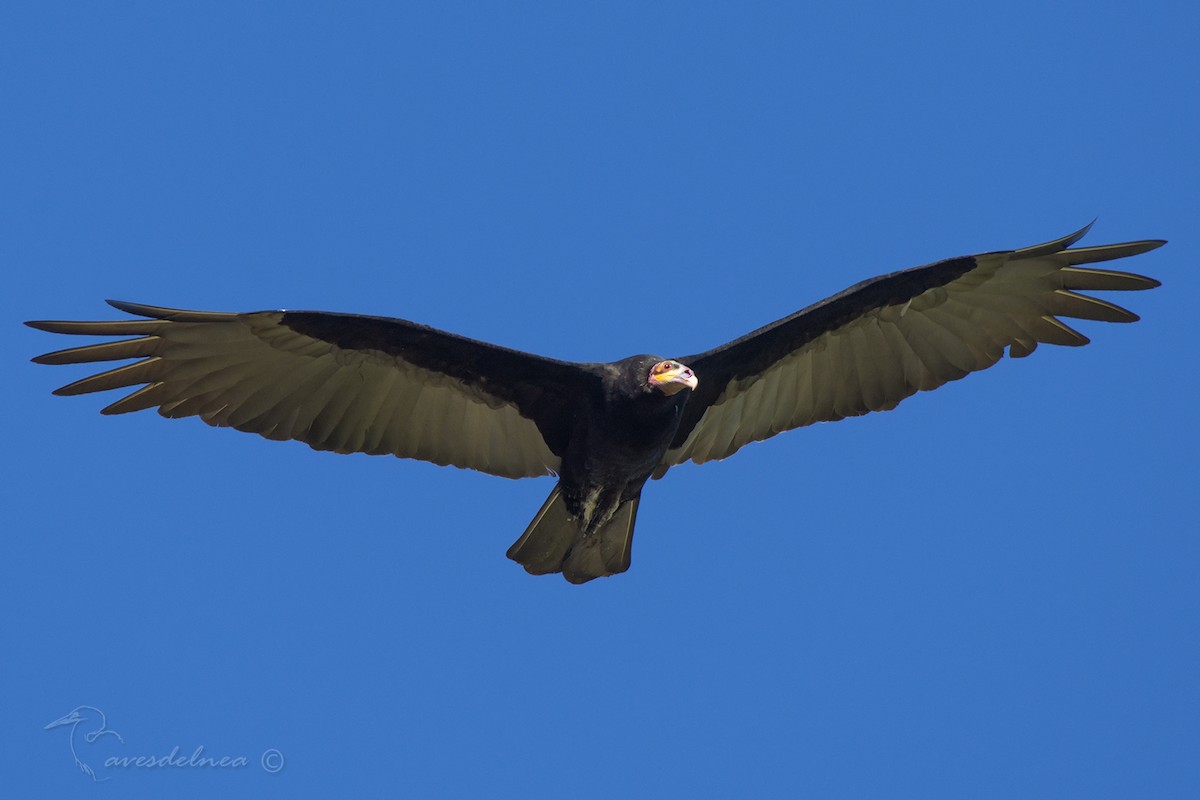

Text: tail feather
xmin=561 ymin=499 xmax=638 ymax=584
xmin=506 ymin=486 xmax=639 ymax=584
xmin=506 ymin=486 xmax=575 ymax=575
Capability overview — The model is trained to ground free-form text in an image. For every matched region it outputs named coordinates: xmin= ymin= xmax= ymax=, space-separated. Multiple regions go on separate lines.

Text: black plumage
xmin=26 ymin=225 xmax=1162 ymax=583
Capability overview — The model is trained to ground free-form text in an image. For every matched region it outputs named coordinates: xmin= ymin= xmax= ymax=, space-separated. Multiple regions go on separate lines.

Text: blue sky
xmin=4 ymin=2 xmax=1197 ymax=797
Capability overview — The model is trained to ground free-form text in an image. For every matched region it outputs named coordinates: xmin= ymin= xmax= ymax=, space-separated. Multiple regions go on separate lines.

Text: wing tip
xmin=106 ymin=300 xmax=171 ymax=318
xmin=1040 ymin=219 xmax=1097 ymax=251
xmin=1068 ymin=219 xmax=1096 ymax=247
xmin=1038 ymin=220 xmax=1096 ymax=254
xmin=1015 ymin=222 xmax=1168 ymax=264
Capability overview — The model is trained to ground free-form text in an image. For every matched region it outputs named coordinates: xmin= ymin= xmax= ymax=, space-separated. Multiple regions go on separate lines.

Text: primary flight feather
xmin=27 ymin=224 xmax=1162 ymax=583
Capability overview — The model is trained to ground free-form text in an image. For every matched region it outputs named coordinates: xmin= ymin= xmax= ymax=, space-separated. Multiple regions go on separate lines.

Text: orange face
xmin=648 ymin=360 xmax=698 ymax=395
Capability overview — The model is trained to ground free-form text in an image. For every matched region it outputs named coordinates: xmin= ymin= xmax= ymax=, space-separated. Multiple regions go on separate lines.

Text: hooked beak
xmin=650 ymin=363 xmax=698 ymax=395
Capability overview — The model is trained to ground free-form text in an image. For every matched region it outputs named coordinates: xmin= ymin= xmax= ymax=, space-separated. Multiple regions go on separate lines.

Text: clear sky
xmin=4 ymin=2 xmax=1197 ymax=798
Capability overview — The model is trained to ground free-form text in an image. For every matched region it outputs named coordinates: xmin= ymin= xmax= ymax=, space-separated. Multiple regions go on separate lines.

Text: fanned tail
xmin=506 ymin=485 xmax=639 ymax=584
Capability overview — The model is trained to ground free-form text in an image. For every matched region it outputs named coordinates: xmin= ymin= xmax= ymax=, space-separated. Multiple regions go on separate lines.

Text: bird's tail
xmin=506 ymin=485 xmax=639 ymax=584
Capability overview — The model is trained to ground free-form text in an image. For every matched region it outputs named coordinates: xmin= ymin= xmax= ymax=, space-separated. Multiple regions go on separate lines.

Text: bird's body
xmin=509 ymin=354 xmax=694 ymax=582
xmin=27 ymin=225 xmax=1163 ymax=583
xmin=562 ymin=356 xmax=691 ymax=519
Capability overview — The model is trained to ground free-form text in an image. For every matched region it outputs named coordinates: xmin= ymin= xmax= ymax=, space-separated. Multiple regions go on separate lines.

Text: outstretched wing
xmin=28 ymin=301 xmax=597 ymax=479
xmin=660 ymin=225 xmax=1163 ymax=472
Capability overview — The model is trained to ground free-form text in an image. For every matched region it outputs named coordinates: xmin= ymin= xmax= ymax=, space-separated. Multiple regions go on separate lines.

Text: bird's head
xmin=647 ymin=359 xmax=697 ymax=396
xmin=44 ymin=708 xmax=88 ymax=731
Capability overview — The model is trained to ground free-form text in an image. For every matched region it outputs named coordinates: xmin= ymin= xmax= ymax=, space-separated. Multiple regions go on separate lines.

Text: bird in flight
xmin=27 ymin=224 xmax=1162 ymax=583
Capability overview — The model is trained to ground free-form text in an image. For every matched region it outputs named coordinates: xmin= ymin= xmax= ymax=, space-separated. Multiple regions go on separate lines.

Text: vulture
xmin=27 ymin=225 xmax=1162 ymax=583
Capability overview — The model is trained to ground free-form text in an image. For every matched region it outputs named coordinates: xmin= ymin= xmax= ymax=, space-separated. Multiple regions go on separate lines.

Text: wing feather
xmin=850 ymin=319 xmax=897 ymax=412
xmin=28 ymin=302 xmax=595 ymax=479
xmin=662 ymin=226 xmax=1162 ymax=470
xmin=825 ymin=326 xmax=862 ymax=418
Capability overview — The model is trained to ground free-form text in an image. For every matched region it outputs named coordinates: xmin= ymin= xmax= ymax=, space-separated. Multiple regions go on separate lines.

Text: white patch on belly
xmin=580 ymin=487 xmax=602 ymax=527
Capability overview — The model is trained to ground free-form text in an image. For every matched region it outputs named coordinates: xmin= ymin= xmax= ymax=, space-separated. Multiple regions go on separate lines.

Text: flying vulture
xmin=27 ymin=225 xmax=1162 ymax=583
